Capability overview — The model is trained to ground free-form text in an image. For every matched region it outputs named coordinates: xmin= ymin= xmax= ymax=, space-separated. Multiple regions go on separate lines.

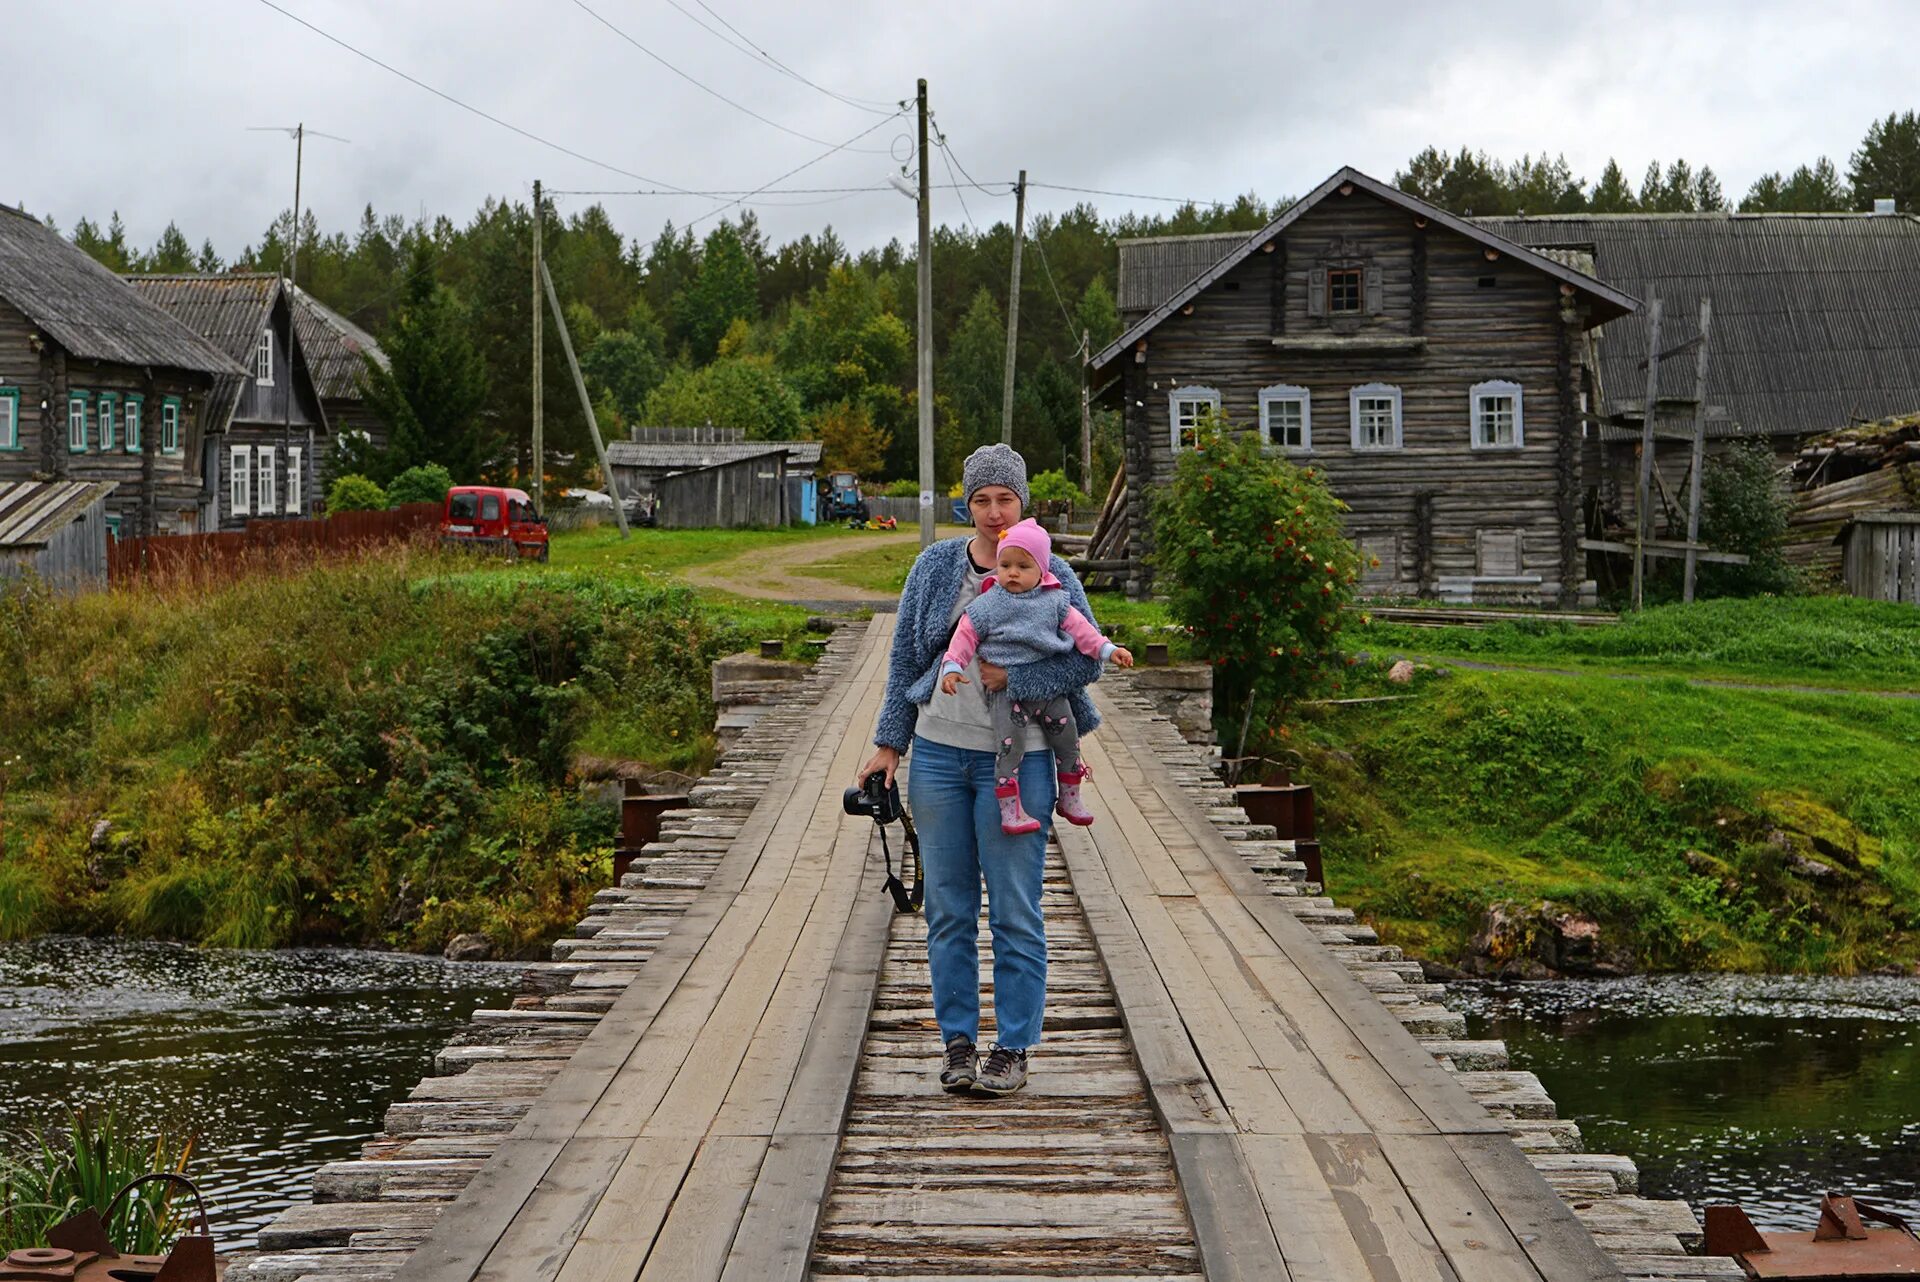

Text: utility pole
xmin=1079 ymin=328 xmax=1092 ymax=490
xmin=915 ymin=78 xmax=935 ymax=548
xmin=1631 ymin=296 xmax=1664 ymax=612
xmin=999 ymin=169 xmax=1027 ymax=446
xmin=1682 ymin=296 xmax=1715 ymax=604
xmin=531 ymin=179 xmax=544 ymax=509
xmin=542 ymin=263 xmax=628 ymax=538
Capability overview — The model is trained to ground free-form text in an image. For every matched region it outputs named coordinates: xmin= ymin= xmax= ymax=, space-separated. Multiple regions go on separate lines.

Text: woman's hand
xmin=978 ymin=660 xmax=1008 ymax=692
xmin=856 ymin=745 xmax=900 ymax=789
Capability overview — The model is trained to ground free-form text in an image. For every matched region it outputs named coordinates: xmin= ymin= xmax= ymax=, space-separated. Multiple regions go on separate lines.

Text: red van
xmin=441 ymin=486 xmax=549 ymax=562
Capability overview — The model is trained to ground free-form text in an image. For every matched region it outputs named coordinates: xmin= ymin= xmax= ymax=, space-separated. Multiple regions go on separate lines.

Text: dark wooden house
xmin=0 ymin=204 xmax=246 ymax=537
xmin=292 ymin=284 xmax=390 ymax=474
xmin=127 ymin=273 xmax=328 ymax=528
xmin=1095 ymin=166 xmax=1638 ymax=604
xmin=1479 ymin=211 xmax=1920 ymax=530
xmin=0 ymin=479 xmax=117 ymax=592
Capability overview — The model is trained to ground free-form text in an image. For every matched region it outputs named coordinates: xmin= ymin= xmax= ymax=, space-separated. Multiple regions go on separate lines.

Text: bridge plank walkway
xmin=241 ymin=614 xmax=1733 ymax=1282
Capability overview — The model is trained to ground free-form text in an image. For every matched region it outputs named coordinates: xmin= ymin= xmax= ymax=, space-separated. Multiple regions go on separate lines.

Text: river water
xmin=1452 ymin=973 xmax=1920 ymax=1230
xmin=0 ymin=936 xmax=519 ymax=1247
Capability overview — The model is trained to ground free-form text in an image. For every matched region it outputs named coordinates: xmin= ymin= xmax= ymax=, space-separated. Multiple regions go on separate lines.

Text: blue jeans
xmin=907 ymin=735 xmax=1054 ymax=1050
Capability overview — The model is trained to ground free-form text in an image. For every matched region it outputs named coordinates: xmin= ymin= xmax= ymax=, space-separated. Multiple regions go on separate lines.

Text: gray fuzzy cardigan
xmin=873 ymin=536 xmax=1103 ymax=753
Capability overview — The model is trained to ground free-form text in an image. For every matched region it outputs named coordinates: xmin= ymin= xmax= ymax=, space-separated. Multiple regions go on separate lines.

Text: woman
xmin=857 ymin=443 xmax=1103 ymax=1095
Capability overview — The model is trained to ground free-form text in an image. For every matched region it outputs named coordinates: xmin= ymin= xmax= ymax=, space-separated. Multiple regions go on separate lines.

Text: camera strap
xmin=877 ymin=808 xmax=923 ymax=914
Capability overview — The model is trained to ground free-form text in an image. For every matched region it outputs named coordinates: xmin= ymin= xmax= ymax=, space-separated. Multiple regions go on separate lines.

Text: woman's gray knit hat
xmin=960 ymin=442 xmax=1029 ymax=507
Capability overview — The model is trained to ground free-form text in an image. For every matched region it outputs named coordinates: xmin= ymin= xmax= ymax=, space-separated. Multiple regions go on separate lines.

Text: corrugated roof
xmin=1478 ymin=212 xmax=1920 ymax=436
xmin=0 ymin=207 xmax=245 ymax=377
xmin=292 ymin=285 xmax=387 ymax=400
xmin=124 ymin=273 xmax=280 ymax=364
xmin=605 ymin=440 xmax=823 ymax=470
xmin=0 ymin=480 xmax=116 ymax=548
xmin=1094 ymin=167 xmax=1640 ymax=373
xmin=1117 ymin=231 xmax=1251 ymax=314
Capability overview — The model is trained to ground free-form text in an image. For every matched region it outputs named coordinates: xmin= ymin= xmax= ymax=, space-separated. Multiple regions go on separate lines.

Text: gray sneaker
xmin=975 ymin=1044 xmax=1029 ymax=1095
xmin=939 ymin=1035 xmax=978 ymax=1093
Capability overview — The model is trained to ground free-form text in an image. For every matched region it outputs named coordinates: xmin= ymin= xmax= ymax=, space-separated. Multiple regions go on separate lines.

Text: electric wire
xmin=684 ymin=107 xmax=911 ymax=230
xmin=1028 ymin=180 xmax=1228 ymax=206
xmin=568 ymin=0 xmax=889 ymax=152
xmin=660 ymin=0 xmax=899 ymax=114
xmin=251 ymin=0 xmax=697 ymax=193
xmin=1029 ymin=229 xmax=1082 ymax=349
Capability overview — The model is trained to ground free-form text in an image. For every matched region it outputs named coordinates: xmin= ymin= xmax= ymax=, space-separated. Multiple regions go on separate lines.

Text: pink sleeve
xmin=1061 ymin=607 xmax=1111 ymax=658
xmin=944 ymin=614 xmax=981 ymax=669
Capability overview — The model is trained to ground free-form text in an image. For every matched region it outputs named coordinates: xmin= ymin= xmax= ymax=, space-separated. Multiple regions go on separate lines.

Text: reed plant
xmin=0 ymin=1110 xmax=197 ymax=1256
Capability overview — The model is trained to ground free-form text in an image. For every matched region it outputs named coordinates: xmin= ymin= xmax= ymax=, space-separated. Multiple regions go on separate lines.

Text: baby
xmin=940 ymin=519 xmax=1133 ymax=834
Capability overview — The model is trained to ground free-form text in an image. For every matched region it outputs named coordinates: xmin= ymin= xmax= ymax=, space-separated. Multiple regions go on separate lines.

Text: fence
xmin=108 ymin=502 xmax=441 ymax=585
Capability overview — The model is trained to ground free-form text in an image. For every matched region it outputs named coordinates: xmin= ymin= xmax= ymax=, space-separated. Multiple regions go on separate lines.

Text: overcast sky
xmin=13 ymin=1 xmax=1917 ymax=260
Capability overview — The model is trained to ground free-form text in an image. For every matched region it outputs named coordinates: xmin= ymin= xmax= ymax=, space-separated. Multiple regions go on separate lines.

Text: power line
xmin=935 ymin=139 xmax=981 ymax=235
xmin=569 ymin=0 xmax=889 ymax=152
xmin=659 ymin=0 xmax=898 ymax=115
xmin=1028 ymin=230 xmax=1081 ymax=345
xmin=252 ymin=0 xmax=697 ymax=193
xmin=685 ymin=107 xmax=911 ymax=230
xmin=1028 ymin=180 xmax=1228 ymax=207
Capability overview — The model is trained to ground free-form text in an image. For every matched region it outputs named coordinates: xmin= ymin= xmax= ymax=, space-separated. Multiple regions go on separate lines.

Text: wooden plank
xmin=1239 ymin=1135 xmax=1379 ymax=1282
xmin=1448 ymin=1134 xmax=1628 ymax=1282
xmin=1306 ymin=1134 xmax=1457 ymax=1282
xmin=635 ymin=1136 xmax=768 ymax=1281
xmin=1377 ymin=1133 xmax=1545 ymax=1282
xmin=471 ymin=1137 xmax=630 ymax=1282
xmin=719 ymin=1134 xmax=841 ymax=1282
xmin=549 ymin=1135 xmax=700 ymax=1282
xmin=1167 ymin=1132 xmax=1292 ymax=1282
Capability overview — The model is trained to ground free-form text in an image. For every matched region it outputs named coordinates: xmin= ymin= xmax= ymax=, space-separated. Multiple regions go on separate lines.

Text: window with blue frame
xmin=105 ymin=514 xmax=122 ymax=541
xmin=97 ymin=393 xmax=118 ymax=451
xmin=125 ymin=395 xmax=143 ymax=452
xmin=0 ymin=388 xmax=19 ymax=450
xmin=68 ymin=393 xmax=88 ymax=452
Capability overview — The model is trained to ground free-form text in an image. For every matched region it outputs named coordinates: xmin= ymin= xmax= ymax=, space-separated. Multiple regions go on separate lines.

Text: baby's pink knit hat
xmin=996 ymin=518 xmax=1052 ymax=568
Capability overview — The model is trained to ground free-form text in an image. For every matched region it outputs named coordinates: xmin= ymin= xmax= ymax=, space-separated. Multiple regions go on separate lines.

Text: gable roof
xmin=1478 ymin=212 xmax=1920 ymax=437
xmin=0 ymin=480 xmax=116 ymax=548
xmin=0 ymin=207 xmax=245 ymax=377
xmin=605 ymin=440 xmax=823 ymax=471
xmin=123 ymin=273 xmax=283 ymax=365
xmin=1092 ymin=166 xmax=1641 ymax=373
xmin=292 ymin=285 xmax=388 ymax=401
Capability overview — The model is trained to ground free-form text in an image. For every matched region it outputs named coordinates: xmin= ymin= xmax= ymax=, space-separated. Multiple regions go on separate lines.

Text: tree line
xmin=48 ymin=110 xmax=1920 ymax=493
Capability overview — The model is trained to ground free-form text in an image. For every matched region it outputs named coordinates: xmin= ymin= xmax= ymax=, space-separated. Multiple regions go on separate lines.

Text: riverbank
xmin=0 ymin=541 xmax=823 ymax=955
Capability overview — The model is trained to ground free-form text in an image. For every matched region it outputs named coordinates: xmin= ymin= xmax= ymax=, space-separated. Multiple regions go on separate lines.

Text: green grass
xmin=1305 ymin=662 xmax=1920 ymax=973
xmin=547 ymin=523 xmax=844 ymax=576
xmin=1352 ymin=596 xmax=1920 ymax=692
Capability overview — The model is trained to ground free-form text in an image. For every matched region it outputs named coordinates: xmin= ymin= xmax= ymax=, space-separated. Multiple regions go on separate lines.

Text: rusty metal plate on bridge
xmin=1708 ymin=1197 xmax=1920 ymax=1279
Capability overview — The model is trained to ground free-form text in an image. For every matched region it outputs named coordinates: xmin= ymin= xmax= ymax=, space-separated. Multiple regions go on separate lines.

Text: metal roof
xmin=123 ymin=273 xmax=281 ymax=365
xmin=605 ymin=440 xmax=823 ymax=470
xmin=1117 ymin=231 xmax=1253 ymax=315
xmin=1093 ymin=167 xmax=1641 ymax=373
xmin=1478 ymin=212 xmax=1920 ymax=437
xmin=0 ymin=480 xmax=117 ymax=548
xmin=0 ymin=207 xmax=245 ymax=377
xmin=292 ymin=285 xmax=388 ymax=400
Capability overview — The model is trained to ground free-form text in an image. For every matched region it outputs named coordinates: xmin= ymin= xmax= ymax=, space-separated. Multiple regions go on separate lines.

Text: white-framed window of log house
xmin=1169 ymin=386 xmax=1220 ymax=450
xmin=258 ymin=444 xmax=278 ymax=515
xmin=256 ymin=329 xmax=274 ymax=385
xmin=1258 ymin=384 xmax=1311 ymax=451
xmin=97 ymin=393 xmax=118 ymax=451
xmin=160 ymin=398 xmax=182 ymax=454
xmin=1470 ymin=380 xmax=1524 ymax=449
xmin=230 ymin=444 xmax=251 ymax=516
xmin=68 ymin=393 xmax=89 ymax=452
xmin=124 ymin=395 xmax=142 ymax=453
xmin=287 ymin=445 xmax=304 ymax=514
xmin=0 ymin=388 xmax=19 ymax=451
xmin=1349 ymin=383 xmax=1402 ymax=450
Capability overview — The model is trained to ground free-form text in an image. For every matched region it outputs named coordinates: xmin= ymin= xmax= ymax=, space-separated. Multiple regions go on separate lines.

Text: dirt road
xmin=683 ymin=528 xmax=922 ymax=606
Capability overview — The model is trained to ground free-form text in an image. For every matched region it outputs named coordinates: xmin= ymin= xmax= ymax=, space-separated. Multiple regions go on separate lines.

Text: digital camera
xmin=842 ymin=770 xmax=902 ymax=824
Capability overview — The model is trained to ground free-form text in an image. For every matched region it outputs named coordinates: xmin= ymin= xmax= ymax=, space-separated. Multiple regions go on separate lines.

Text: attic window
xmin=256 ymin=330 xmax=274 ymax=385
xmin=1328 ymin=268 xmax=1363 ymax=314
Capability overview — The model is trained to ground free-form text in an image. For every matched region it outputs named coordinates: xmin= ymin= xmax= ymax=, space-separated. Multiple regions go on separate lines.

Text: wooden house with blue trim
xmin=0 ymin=204 xmax=246 ymax=537
xmin=1096 ymin=166 xmax=1639 ymax=606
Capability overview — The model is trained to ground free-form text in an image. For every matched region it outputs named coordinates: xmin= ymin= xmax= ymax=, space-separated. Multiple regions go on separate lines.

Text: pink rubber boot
xmin=1055 ymin=766 xmax=1096 ymax=827
xmin=996 ymin=782 xmax=1042 ymax=835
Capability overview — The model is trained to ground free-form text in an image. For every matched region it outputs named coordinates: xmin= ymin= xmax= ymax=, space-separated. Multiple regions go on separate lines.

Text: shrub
xmin=326 ymin=473 xmax=388 ymax=514
xmin=1027 ymin=469 xmax=1090 ymax=506
xmin=881 ymin=478 xmax=921 ymax=498
xmin=386 ymin=463 xmax=454 ymax=507
xmin=1695 ymin=440 xmax=1800 ymax=597
xmin=1152 ymin=419 xmax=1361 ymax=754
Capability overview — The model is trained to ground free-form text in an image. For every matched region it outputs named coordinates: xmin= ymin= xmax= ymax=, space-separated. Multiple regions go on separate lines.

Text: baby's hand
xmin=1111 ymin=646 xmax=1134 ymax=668
xmin=940 ymin=671 xmax=968 ymax=695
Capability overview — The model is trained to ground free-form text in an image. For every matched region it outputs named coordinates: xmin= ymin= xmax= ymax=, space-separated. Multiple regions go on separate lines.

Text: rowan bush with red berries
xmin=1151 ymin=417 xmax=1362 ymax=753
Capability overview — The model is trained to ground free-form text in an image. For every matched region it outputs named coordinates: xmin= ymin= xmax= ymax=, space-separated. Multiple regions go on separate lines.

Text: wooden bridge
xmin=235 ymin=618 xmax=1734 ymax=1282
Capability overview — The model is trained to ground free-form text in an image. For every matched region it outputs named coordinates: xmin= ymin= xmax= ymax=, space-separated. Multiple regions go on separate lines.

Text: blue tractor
xmin=821 ymin=470 xmax=870 ymax=523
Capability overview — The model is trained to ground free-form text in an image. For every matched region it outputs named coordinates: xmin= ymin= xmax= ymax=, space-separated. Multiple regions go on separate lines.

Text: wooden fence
xmin=108 ymin=503 xmax=441 ymax=585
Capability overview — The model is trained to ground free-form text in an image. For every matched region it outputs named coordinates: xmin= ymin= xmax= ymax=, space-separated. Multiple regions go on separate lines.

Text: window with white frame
xmin=124 ymin=396 xmax=142 ymax=452
xmin=1168 ymin=386 xmax=1221 ymax=451
xmin=230 ymin=445 xmax=252 ymax=516
xmin=256 ymin=330 xmax=274 ymax=385
xmin=97 ymin=395 xmax=116 ymax=451
xmin=287 ymin=446 xmax=304 ymax=514
xmin=1349 ymin=383 xmax=1403 ymax=450
xmin=0 ymin=389 xmax=18 ymax=450
xmin=1258 ymin=384 xmax=1311 ymax=450
xmin=161 ymin=399 xmax=182 ymax=453
xmin=258 ymin=445 xmax=278 ymax=514
xmin=1470 ymin=380 xmax=1524 ymax=449
xmin=68 ymin=395 xmax=88 ymax=452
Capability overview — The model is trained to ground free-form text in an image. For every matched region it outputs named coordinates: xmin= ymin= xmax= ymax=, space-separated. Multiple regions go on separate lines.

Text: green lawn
xmin=548 ymin=523 xmax=844 ymax=576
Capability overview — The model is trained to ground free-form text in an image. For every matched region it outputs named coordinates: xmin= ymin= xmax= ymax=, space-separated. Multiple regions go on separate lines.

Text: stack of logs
xmin=1786 ymin=414 xmax=1920 ymax=581
xmin=1072 ymin=467 xmax=1132 ymax=589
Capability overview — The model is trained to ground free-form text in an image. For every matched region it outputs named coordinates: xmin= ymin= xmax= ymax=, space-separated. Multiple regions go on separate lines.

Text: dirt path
xmin=683 ymin=528 xmax=922 ymax=606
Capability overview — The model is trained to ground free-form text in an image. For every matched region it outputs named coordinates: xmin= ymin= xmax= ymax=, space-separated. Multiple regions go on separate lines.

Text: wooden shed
xmin=654 ymin=449 xmax=790 ymax=529
xmin=1837 ymin=512 xmax=1920 ymax=603
xmin=0 ymin=479 xmax=116 ymax=591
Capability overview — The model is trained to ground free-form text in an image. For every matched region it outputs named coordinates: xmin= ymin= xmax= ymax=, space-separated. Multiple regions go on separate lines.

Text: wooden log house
xmin=1094 ymin=166 xmax=1638 ymax=605
xmin=291 ymin=283 xmax=391 ymax=479
xmin=127 ymin=274 xmax=329 ymax=528
xmin=0 ymin=204 xmax=247 ymax=537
